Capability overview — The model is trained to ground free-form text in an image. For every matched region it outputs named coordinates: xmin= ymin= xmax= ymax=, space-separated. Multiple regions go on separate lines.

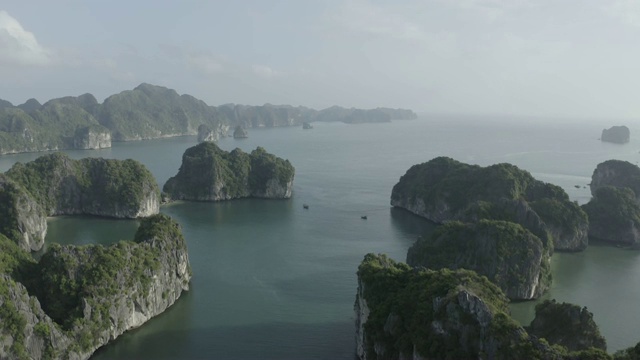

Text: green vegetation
xmin=528 ymin=299 xmax=606 ymax=351
xmin=357 ymin=253 xmax=564 ymax=359
xmin=530 ymin=198 xmax=588 ymax=237
xmin=392 ymin=157 xmax=588 ymax=251
xmin=163 ymin=142 xmax=294 ymax=200
xmin=249 ymin=146 xmax=295 ymax=190
xmin=406 ymin=220 xmax=550 ymax=299
xmin=583 ymin=186 xmax=640 ymax=231
xmin=5 ymin=152 xmax=159 ymax=217
xmin=591 ymin=160 xmax=640 ymax=197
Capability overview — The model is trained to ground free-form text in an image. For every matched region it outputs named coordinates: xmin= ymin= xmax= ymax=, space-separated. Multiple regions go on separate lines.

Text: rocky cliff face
xmin=528 ymin=299 xmax=606 ymax=352
xmin=0 ymin=175 xmax=47 ymax=252
xmin=582 ymin=186 xmax=640 ymax=246
xmin=391 ymin=157 xmax=589 ymax=252
xmin=590 ymin=160 xmax=640 ymax=203
xmin=197 ymin=124 xmax=217 ymax=142
xmin=406 ymin=220 xmax=550 ymax=300
xmin=163 ymin=142 xmax=294 ymax=201
xmin=6 ymin=153 xmax=160 ymax=219
xmin=601 ymin=125 xmax=630 ymax=144
xmin=233 ymin=125 xmax=248 ymax=138
xmin=355 ymin=254 xmax=562 ymax=360
xmin=0 ymin=214 xmax=191 ymax=360
xmin=73 ymin=125 xmax=111 ymax=149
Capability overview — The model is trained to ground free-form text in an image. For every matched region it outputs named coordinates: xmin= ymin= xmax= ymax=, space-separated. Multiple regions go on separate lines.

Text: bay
xmin=1 ymin=115 xmax=639 ymax=357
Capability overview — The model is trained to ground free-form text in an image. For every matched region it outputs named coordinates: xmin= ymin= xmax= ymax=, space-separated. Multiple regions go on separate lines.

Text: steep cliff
xmin=6 ymin=153 xmax=160 ymax=219
xmin=0 ymin=175 xmax=47 ymax=252
xmin=528 ymin=300 xmax=606 ymax=352
xmin=601 ymin=126 xmax=630 ymax=144
xmin=590 ymin=160 xmax=640 ymax=203
xmin=233 ymin=125 xmax=248 ymax=138
xmin=355 ymin=254 xmax=563 ymax=360
xmin=163 ymin=142 xmax=294 ymax=201
xmin=97 ymin=83 xmax=228 ymax=141
xmin=391 ymin=157 xmax=589 ymax=251
xmin=197 ymin=124 xmax=220 ymax=142
xmin=582 ymin=186 xmax=640 ymax=246
xmin=0 ymin=84 xmax=417 ymax=155
xmin=73 ymin=124 xmax=111 ymax=150
xmin=0 ymin=214 xmax=192 ymax=360
xmin=406 ymin=220 xmax=550 ymax=300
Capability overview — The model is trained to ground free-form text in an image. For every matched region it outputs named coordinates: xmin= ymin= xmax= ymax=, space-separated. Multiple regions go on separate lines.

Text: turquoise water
xmin=1 ymin=116 xmax=639 ymax=357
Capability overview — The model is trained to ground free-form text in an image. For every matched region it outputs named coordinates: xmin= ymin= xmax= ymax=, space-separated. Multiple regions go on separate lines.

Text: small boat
xmin=303 ymin=204 xmax=309 ymax=209
xmin=361 ymin=215 xmax=367 ymax=220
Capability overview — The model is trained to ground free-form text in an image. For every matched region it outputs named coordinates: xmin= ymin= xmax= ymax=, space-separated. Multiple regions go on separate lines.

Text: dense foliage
xmin=591 ymin=160 xmax=640 ymax=198
xmin=406 ymin=220 xmax=550 ymax=299
xmin=528 ymin=299 xmax=606 ymax=351
xmin=357 ymin=254 xmax=569 ymax=359
xmin=6 ymin=153 xmax=159 ymax=216
xmin=163 ymin=142 xmax=294 ymax=200
xmin=392 ymin=156 xmax=588 ymax=251
xmin=583 ymin=186 xmax=640 ymax=230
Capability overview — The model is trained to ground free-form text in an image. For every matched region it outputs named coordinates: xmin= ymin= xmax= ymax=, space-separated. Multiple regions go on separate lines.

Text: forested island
xmin=163 ymin=142 xmax=294 ymax=201
xmin=0 ymin=126 xmax=298 ymax=359
xmin=352 ymin=156 xmax=640 ymax=359
xmin=0 ymin=84 xmax=417 ymax=155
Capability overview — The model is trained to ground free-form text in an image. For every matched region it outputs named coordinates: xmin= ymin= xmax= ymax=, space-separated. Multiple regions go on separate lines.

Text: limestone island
xmin=1 ymin=153 xmax=160 ymax=252
xmin=233 ymin=125 xmax=248 ymax=139
xmin=406 ymin=220 xmax=550 ymax=300
xmin=0 ymin=84 xmax=417 ymax=155
xmin=601 ymin=125 xmax=630 ymax=144
xmin=0 ymin=214 xmax=191 ymax=360
xmin=302 ymin=122 xmax=313 ymax=129
xmin=354 ymin=254 xmax=611 ymax=360
xmin=163 ymin=142 xmax=294 ymax=201
xmin=391 ymin=156 xmax=589 ymax=252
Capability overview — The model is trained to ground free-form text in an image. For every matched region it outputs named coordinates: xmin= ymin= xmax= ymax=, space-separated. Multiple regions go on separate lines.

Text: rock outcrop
xmin=406 ymin=220 xmax=550 ymax=300
xmin=0 ymin=214 xmax=192 ymax=360
xmin=0 ymin=84 xmax=417 ymax=155
xmin=1 ymin=153 xmax=160 ymax=251
xmin=233 ymin=125 xmax=248 ymax=138
xmin=0 ymin=175 xmax=47 ymax=251
xmin=197 ymin=124 xmax=217 ymax=142
xmin=73 ymin=124 xmax=111 ymax=149
xmin=163 ymin=142 xmax=294 ymax=201
xmin=528 ymin=299 xmax=606 ymax=352
xmin=582 ymin=186 xmax=640 ymax=246
xmin=601 ymin=126 xmax=630 ymax=144
xmin=355 ymin=254 xmax=563 ymax=360
xmin=391 ymin=157 xmax=589 ymax=252
xmin=6 ymin=153 xmax=160 ymax=219
xmin=590 ymin=160 xmax=640 ymax=203
xmin=302 ymin=122 xmax=313 ymax=129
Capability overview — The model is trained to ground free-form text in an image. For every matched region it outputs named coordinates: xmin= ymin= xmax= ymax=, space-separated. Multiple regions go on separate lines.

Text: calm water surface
xmin=1 ymin=115 xmax=639 ymax=357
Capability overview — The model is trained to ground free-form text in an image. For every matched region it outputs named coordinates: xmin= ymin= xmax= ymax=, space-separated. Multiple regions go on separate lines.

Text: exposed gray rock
xmin=0 ymin=175 xmax=47 ymax=251
xmin=73 ymin=125 xmax=111 ymax=149
xmin=583 ymin=186 xmax=640 ymax=246
xmin=590 ymin=159 xmax=640 ymax=203
xmin=528 ymin=299 xmax=606 ymax=352
xmin=163 ymin=143 xmax=294 ymax=201
xmin=233 ymin=125 xmax=248 ymax=138
xmin=197 ymin=124 xmax=217 ymax=142
xmin=406 ymin=220 xmax=550 ymax=300
xmin=0 ymin=214 xmax=191 ymax=360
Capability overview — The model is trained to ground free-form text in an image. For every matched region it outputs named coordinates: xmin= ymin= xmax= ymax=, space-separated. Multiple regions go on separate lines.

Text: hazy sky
xmin=1 ymin=0 xmax=640 ymax=119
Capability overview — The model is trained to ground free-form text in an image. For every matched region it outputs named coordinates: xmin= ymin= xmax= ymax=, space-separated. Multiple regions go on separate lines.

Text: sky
xmin=1 ymin=0 xmax=640 ymax=119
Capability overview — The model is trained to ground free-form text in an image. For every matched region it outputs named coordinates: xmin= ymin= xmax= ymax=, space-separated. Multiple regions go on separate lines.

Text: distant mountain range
xmin=0 ymin=83 xmax=417 ymax=155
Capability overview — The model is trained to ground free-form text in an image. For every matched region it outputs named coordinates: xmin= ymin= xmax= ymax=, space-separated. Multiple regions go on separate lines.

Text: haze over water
xmin=2 ymin=116 xmax=639 ymax=358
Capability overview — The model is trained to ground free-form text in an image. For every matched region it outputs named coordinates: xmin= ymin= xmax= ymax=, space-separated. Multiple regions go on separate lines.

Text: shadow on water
xmin=92 ymin=320 xmax=356 ymax=360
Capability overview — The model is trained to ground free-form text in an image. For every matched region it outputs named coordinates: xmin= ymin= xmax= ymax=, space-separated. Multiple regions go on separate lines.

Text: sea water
xmin=1 ymin=115 xmax=639 ymax=357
